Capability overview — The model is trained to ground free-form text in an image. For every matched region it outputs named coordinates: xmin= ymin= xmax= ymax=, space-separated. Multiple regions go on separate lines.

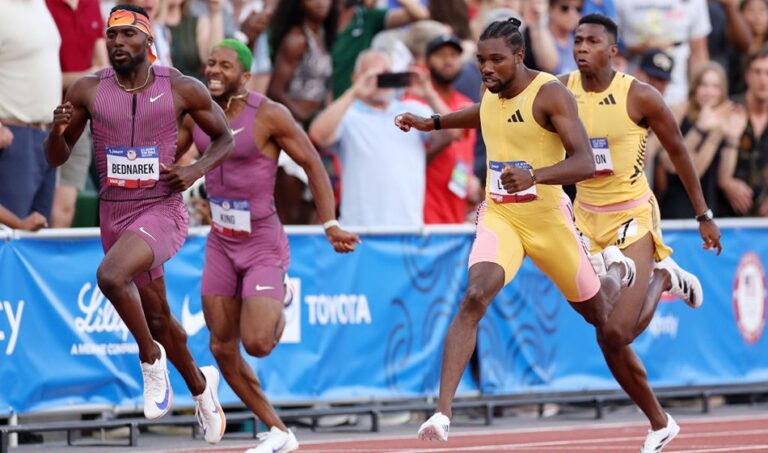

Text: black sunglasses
xmin=559 ymin=4 xmax=583 ymax=13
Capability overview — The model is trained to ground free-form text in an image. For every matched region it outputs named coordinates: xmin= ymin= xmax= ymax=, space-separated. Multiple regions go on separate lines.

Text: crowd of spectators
xmin=3 ymin=0 xmax=768 ymax=230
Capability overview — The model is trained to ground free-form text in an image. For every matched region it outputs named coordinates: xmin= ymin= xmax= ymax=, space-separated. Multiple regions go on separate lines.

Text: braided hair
xmin=479 ymin=17 xmax=525 ymax=53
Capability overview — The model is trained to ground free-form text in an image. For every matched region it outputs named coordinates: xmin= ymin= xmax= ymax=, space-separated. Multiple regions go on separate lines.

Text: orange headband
xmin=107 ymin=9 xmax=157 ymax=63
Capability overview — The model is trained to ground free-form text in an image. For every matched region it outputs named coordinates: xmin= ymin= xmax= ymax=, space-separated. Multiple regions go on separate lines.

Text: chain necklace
xmin=115 ymin=64 xmax=153 ymax=93
xmin=225 ymin=89 xmax=249 ymax=113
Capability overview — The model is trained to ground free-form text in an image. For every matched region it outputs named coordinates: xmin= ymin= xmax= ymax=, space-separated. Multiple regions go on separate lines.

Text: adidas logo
xmin=599 ymin=94 xmax=617 ymax=105
xmin=507 ymin=110 xmax=524 ymax=123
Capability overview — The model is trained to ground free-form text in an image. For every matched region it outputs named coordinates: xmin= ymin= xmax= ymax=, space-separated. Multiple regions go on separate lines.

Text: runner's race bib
xmin=209 ymin=196 xmax=251 ymax=237
xmin=106 ymin=146 xmax=159 ymax=188
xmin=590 ymin=137 xmax=614 ymax=176
xmin=488 ymin=160 xmax=537 ymax=203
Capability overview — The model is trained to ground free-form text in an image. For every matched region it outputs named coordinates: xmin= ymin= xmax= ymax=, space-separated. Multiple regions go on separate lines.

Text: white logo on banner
xmin=71 ymin=283 xmax=138 ymax=356
xmin=305 ymin=294 xmax=372 ymax=325
xmin=0 ymin=300 xmax=24 ymax=355
xmin=181 ymin=296 xmax=206 ymax=336
xmin=280 ymin=278 xmax=301 ymax=344
xmin=733 ymin=252 xmax=767 ymax=344
xmin=647 ymin=313 xmax=678 ymax=339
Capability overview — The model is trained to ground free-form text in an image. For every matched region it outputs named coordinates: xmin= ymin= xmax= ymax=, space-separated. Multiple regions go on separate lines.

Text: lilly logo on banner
xmin=0 ymin=300 xmax=24 ymax=355
xmin=74 ymin=282 xmax=130 ymax=341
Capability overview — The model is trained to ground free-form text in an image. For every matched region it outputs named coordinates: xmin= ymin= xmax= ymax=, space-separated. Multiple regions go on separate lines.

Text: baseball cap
xmin=639 ymin=49 xmax=674 ymax=81
xmin=425 ymin=34 xmax=463 ymax=56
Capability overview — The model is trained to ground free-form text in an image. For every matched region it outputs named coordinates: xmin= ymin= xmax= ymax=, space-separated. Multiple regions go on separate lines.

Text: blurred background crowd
xmin=2 ymin=0 xmax=768 ymax=231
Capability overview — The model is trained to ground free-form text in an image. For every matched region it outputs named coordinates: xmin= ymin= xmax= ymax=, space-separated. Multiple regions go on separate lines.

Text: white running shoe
xmin=193 ymin=366 xmax=226 ymax=444
xmin=245 ymin=426 xmax=299 ymax=453
xmin=417 ymin=412 xmax=450 ymax=441
xmin=283 ymin=274 xmax=294 ymax=308
xmin=590 ymin=252 xmax=607 ymax=276
xmin=639 ymin=413 xmax=680 ymax=452
xmin=603 ymin=245 xmax=636 ymax=288
xmin=656 ymin=257 xmax=704 ymax=309
xmin=140 ymin=341 xmax=173 ymax=420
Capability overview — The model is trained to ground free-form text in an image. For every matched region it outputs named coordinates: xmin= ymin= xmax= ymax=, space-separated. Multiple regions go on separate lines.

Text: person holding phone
xmin=309 ymin=49 xmax=454 ymax=226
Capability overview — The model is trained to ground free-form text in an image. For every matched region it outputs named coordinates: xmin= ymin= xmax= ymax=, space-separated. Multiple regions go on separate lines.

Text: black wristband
xmin=431 ymin=114 xmax=441 ymax=131
xmin=695 ymin=209 xmax=714 ymax=222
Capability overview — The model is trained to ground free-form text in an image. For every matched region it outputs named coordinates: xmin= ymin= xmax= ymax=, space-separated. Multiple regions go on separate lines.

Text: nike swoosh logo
xmin=181 ymin=296 xmax=206 ymax=336
xmin=231 ymin=127 xmax=245 ymax=136
xmin=139 ymin=227 xmax=156 ymax=241
xmin=155 ymin=372 xmax=171 ymax=410
xmin=255 ymin=285 xmax=274 ymax=291
xmin=149 ymin=93 xmax=165 ymax=103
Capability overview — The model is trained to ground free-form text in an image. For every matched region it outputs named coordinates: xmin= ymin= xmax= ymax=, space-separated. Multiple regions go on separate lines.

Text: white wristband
xmin=322 ymin=220 xmax=340 ymax=231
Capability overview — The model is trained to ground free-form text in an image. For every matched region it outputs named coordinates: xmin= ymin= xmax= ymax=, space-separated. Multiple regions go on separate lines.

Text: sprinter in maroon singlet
xmin=43 ymin=4 xmax=232 ymax=443
xmin=177 ymin=40 xmax=359 ymax=453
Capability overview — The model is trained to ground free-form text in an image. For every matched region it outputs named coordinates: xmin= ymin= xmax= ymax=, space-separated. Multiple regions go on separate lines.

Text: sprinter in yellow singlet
xmin=559 ymin=14 xmax=723 ymax=453
xmin=395 ymin=17 xmax=638 ymax=443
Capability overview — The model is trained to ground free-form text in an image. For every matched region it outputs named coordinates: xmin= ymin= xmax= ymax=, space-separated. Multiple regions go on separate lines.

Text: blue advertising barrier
xmin=478 ymin=221 xmax=768 ymax=394
xmin=0 ymin=227 xmax=478 ymax=415
xmin=1 ymin=221 xmax=767 ymax=415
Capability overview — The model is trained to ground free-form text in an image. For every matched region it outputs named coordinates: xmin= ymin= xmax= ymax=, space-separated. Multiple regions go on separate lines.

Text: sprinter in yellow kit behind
xmin=394 ymin=17 xmax=638 ymax=444
xmin=559 ymin=14 xmax=723 ymax=453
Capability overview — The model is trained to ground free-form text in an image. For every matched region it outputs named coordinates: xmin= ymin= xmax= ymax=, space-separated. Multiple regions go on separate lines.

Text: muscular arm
xmin=531 ymin=82 xmax=595 ymax=184
xmin=44 ymin=76 xmax=96 ymax=167
xmin=267 ymin=29 xmax=316 ymax=122
xmin=263 ymin=101 xmax=336 ymax=223
xmin=633 ymin=81 xmax=709 ymax=216
xmin=438 ymin=103 xmax=481 ymax=129
xmin=174 ymin=75 xmax=233 ymax=175
xmin=175 ymin=114 xmax=197 ymax=161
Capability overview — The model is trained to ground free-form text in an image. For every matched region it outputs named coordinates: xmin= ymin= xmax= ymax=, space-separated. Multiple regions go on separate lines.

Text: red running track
xmin=175 ymin=413 xmax=768 ymax=453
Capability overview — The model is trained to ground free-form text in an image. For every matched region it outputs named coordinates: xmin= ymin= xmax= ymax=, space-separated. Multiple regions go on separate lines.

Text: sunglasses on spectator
xmin=558 ymin=4 xmax=583 ymax=13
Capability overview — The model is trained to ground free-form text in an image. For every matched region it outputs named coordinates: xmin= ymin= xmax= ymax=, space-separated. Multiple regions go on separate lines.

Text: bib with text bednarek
xmin=209 ymin=196 xmax=251 ymax=237
xmin=106 ymin=146 xmax=159 ymax=188
xmin=488 ymin=160 xmax=537 ymax=203
xmin=590 ymin=137 xmax=614 ymax=176
xmin=448 ymin=160 xmax=469 ymax=198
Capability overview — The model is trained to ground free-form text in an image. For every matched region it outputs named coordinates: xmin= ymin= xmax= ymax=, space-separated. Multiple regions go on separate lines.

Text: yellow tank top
xmin=567 ymin=71 xmax=650 ymax=206
xmin=480 ymin=72 xmax=566 ymax=210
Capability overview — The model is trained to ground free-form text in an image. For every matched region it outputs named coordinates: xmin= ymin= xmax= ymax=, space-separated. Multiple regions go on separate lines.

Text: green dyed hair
xmin=215 ymin=39 xmax=253 ymax=72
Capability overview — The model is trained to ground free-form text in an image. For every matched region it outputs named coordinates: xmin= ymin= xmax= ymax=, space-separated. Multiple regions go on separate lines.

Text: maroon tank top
xmin=192 ymin=92 xmax=278 ymax=223
xmin=91 ymin=65 xmax=178 ymax=201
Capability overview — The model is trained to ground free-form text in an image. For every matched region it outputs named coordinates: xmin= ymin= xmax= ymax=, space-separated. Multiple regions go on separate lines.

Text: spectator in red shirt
xmin=407 ymin=34 xmax=478 ymax=224
xmin=46 ymin=0 xmax=108 ymax=227
xmin=46 ymin=0 xmax=107 ymax=90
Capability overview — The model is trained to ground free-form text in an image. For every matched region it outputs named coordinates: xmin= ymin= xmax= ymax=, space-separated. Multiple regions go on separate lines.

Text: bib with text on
xmin=106 ymin=146 xmax=159 ymax=188
xmin=209 ymin=196 xmax=251 ymax=237
xmin=590 ymin=137 xmax=614 ymax=176
xmin=488 ymin=160 xmax=537 ymax=203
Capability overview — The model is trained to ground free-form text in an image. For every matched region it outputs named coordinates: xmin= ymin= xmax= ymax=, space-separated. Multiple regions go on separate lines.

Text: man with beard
xmin=559 ymin=14 xmax=722 ymax=452
xmin=405 ymin=34 xmax=478 ymax=224
xmin=178 ymin=39 xmax=360 ymax=453
xmin=394 ymin=17 xmax=637 ymax=442
xmin=44 ymin=4 xmax=232 ymax=443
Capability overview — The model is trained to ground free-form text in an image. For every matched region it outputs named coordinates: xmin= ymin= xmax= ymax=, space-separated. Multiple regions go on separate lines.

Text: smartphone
xmin=377 ymin=72 xmax=414 ymax=89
